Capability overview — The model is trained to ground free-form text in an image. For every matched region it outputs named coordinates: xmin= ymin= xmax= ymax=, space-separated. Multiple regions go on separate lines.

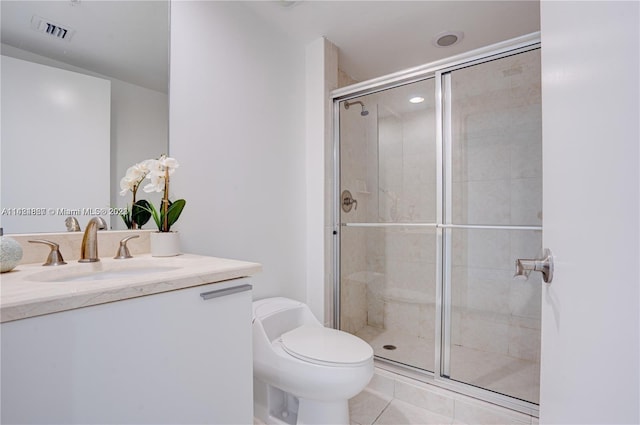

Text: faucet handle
xmin=28 ymin=240 xmax=67 ymax=266
xmin=114 ymin=235 xmax=140 ymax=259
xmin=65 ymin=216 xmax=81 ymax=232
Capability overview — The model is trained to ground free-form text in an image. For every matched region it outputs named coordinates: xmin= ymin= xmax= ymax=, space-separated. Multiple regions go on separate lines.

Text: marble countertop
xmin=0 ymin=254 xmax=262 ymax=323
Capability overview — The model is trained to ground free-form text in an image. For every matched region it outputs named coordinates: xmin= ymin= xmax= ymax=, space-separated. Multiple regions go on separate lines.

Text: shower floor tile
xmin=449 ymin=345 xmax=540 ymax=404
xmin=355 ymin=325 xmax=434 ymax=372
xmin=354 ymin=325 xmax=540 ymax=404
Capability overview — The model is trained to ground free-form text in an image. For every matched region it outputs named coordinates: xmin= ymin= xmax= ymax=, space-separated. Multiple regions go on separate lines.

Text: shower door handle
xmin=514 ymin=248 xmax=554 ymax=284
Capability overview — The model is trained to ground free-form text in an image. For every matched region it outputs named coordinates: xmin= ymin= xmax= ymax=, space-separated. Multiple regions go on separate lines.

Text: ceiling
xmin=1 ymin=1 xmax=169 ymax=93
xmin=243 ymin=1 xmax=540 ymax=82
xmin=0 ymin=1 xmax=539 ymax=92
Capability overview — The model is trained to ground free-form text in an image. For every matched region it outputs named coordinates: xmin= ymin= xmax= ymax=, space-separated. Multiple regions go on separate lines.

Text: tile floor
xmin=349 ymin=368 xmax=538 ymax=425
xmin=254 ymin=368 xmax=539 ymax=425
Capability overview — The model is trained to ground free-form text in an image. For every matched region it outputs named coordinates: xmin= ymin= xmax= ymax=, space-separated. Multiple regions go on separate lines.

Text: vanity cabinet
xmin=1 ymin=279 xmax=253 ymax=424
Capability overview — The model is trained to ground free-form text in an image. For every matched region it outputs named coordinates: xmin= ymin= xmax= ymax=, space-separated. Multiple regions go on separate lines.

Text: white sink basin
xmin=51 ymin=266 xmax=180 ymax=282
xmin=27 ymin=263 xmax=181 ymax=283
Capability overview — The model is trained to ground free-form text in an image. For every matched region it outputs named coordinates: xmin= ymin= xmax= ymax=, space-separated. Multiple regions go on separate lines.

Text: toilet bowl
xmin=252 ymin=297 xmax=374 ymax=425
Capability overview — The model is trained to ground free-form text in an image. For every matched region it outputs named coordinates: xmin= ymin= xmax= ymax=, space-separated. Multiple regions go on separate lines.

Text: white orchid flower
xmin=125 ymin=164 xmax=147 ymax=181
xmin=144 ymin=159 xmax=162 ymax=174
xmin=119 ymin=176 xmax=135 ymax=196
xmin=119 ymin=154 xmax=184 ymax=232
xmin=119 ymin=163 xmax=151 ymax=196
xmin=139 ymin=159 xmax=156 ymax=173
xmin=141 ymin=155 xmax=179 ymax=193
xmin=160 ymin=156 xmax=179 ymax=172
xmin=143 ymin=171 xmax=165 ymax=193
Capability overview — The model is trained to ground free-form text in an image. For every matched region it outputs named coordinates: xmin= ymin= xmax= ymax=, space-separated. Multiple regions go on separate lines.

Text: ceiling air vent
xmin=30 ymin=15 xmax=75 ymax=42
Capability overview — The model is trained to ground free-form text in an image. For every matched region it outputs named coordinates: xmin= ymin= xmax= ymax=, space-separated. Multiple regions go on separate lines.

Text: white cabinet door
xmin=1 ymin=280 xmax=253 ymax=424
xmin=540 ymin=2 xmax=639 ymax=424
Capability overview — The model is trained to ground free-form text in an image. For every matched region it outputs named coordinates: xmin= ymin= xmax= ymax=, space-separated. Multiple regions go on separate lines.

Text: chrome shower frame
xmin=331 ymin=32 xmax=542 ymax=416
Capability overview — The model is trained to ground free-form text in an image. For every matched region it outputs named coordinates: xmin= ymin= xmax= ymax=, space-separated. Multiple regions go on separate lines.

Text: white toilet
xmin=252 ymin=297 xmax=374 ymax=425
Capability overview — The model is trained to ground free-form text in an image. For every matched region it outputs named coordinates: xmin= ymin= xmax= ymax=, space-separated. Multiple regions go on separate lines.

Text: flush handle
xmin=514 ymin=248 xmax=554 ymax=284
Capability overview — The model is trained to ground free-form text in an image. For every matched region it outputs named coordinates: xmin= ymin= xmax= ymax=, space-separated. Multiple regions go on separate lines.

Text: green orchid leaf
xmin=133 ymin=199 xmax=185 ymax=232
xmin=138 ymin=202 xmax=162 ymax=230
xmin=120 ymin=209 xmax=133 ymax=229
xmin=132 ymin=199 xmax=152 ymax=228
xmin=165 ymin=199 xmax=186 ymax=231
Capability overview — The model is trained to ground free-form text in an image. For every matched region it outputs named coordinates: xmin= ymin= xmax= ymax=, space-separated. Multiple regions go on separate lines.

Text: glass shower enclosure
xmin=334 ymin=36 xmax=542 ymax=413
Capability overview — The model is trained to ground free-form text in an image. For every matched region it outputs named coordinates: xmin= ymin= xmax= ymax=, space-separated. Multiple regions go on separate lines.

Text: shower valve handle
xmin=341 ymin=190 xmax=358 ymax=213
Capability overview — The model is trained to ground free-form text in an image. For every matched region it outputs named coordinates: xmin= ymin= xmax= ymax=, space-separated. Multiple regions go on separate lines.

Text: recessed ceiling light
xmin=432 ymin=31 xmax=464 ymax=48
xmin=409 ymin=96 xmax=425 ymax=104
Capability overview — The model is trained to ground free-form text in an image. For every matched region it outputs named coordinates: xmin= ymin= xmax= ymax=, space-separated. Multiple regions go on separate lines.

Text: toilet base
xmin=297 ymin=398 xmax=349 ymax=425
xmin=254 ymin=380 xmax=298 ymax=425
xmin=254 ymin=379 xmax=350 ymax=425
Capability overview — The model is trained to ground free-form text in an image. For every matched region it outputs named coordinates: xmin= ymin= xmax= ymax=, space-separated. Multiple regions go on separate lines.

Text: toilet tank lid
xmin=252 ymin=297 xmax=304 ymax=321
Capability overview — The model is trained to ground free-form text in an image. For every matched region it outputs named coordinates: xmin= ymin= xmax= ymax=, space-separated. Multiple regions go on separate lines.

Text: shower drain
xmin=382 ymin=344 xmax=397 ymax=350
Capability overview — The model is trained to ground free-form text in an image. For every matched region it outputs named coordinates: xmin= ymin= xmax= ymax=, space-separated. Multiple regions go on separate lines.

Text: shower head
xmin=344 ymin=100 xmax=369 ymax=116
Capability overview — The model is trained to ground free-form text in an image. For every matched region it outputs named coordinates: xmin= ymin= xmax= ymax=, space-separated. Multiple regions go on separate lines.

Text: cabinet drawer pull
xmin=200 ymin=284 xmax=252 ymax=300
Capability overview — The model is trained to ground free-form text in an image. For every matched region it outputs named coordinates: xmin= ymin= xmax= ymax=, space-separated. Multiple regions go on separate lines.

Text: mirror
xmin=1 ymin=0 xmax=169 ymax=234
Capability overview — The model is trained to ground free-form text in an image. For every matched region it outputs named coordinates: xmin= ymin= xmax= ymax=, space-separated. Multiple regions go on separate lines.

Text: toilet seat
xmin=280 ymin=325 xmax=373 ymax=367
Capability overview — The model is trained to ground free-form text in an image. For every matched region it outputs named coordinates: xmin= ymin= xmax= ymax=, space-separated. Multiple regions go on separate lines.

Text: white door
xmin=539 ymin=2 xmax=639 ymax=424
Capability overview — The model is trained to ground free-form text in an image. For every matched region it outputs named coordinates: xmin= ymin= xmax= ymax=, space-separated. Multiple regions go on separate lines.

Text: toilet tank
xmin=252 ymin=297 xmax=320 ymax=342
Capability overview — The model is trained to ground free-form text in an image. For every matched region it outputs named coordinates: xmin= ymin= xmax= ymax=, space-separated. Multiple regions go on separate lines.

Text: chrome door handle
xmin=514 ymin=248 xmax=554 ymax=284
xmin=200 ymin=283 xmax=252 ymax=300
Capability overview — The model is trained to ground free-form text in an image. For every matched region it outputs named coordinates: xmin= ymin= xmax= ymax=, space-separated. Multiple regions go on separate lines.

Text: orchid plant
xmin=119 ymin=161 xmax=153 ymax=229
xmin=141 ymin=154 xmax=186 ymax=232
xmin=119 ymin=155 xmax=186 ymax=232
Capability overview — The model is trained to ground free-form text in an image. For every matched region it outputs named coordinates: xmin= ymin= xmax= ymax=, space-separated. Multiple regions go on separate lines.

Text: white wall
xmin=305 ymin=37 xmax=338 ymax=323
xmin=170 ymin=1 xmax=307 ymax=301
xmin=1 ymin=44 xmax=168 ymax=231
xmin=1 ymin=56 xmax=110 ymax=233
xmin=110 ymin=80 xmax=167 ymax=230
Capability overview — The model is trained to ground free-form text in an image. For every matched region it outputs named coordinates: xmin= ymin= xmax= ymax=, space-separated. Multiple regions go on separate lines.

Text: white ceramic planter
xmin=150 ymin=231 xmax=180 ymax=257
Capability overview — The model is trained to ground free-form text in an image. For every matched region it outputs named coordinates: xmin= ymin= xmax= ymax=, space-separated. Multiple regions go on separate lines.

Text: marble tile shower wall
xmin=340 ymin=100 xmax=379 ymax=334
xmin=341 ymin=101 xmax=438 ymax=343
xmin=366 ymin=108 xmax=437 ymax=339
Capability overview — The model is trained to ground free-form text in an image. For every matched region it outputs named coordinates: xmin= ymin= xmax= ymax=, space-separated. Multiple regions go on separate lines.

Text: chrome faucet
xmin=79 ymin=217 xmax=107 ymax=263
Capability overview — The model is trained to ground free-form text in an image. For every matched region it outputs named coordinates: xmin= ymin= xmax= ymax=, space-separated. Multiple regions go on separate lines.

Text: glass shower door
xmin=339 ymin=79 xmax=437 ymax=372
xmin=335 ymin=42 xmax=542 ymax=410
xmin=442 ymin=49 xmax=542 ymax=404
